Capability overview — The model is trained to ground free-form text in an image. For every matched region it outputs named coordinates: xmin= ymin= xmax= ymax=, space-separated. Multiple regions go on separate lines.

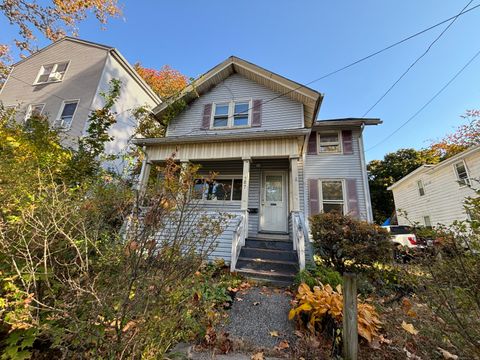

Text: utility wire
xmin=365 ymin=48 xmax=480 ymax=152
xmin=362 ymin=0 xmax=474 ymax=117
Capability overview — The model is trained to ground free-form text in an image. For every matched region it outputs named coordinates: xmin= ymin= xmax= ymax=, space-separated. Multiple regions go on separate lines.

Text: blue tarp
xmin=382 ymin=218 xmax=391 ymax=226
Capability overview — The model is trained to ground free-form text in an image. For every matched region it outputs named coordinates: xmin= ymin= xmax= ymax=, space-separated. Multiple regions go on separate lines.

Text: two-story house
xmin=388 ymin=145 xmax=480 ymax=227
xmin=133 ymin=56 xmax=380 ymax=283
xmin=0 ymin=37 xmax=161 ymax=170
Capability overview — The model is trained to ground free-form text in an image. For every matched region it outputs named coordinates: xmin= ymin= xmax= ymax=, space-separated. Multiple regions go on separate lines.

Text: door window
xmin=265 ymin=175 xmax=283 ymax=202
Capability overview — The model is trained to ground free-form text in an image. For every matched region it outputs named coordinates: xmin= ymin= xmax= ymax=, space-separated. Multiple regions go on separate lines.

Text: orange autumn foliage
xmin=134 ymin=64 xmax=188 ymax=99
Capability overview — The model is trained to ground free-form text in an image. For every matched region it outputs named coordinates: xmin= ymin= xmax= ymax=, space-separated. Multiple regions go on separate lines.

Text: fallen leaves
xmin=437 ymin=347 xmax=458 ymax=360
xmin=269 ymin=330 xmax=279 ymax=337
xmin=401 ymin=321 xmax=419 ymax=335
xmin=251 ymin=352 xmax=264 ymax=360
xmin=274 ymin=340 xmax=290 ymax=351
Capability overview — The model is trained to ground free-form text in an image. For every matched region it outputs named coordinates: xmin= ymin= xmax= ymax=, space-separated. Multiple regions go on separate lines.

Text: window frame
xmin=193 ymin=175 xmax=243 ymax=202
xmin=453 ymin=160 xmax=471 ymax=187
xmin=24 ymin=103 xmax=45 ymax=122
xmin=54 ymin=99 xmax=79 ymax=130
xmin=210 ymin=99 xmax=252 ymax=129
xmin=317 ymin=130 xmax=343 ymax=154
xmin=318 ymin=179 xmax=346 ymax=214
xmin=417 ymin=179 xmax=425 ymax=196
xmin=33 ymin=61 xmax=70 ymax=85
xmin=423 ymin=215 xmax=432 ymax=228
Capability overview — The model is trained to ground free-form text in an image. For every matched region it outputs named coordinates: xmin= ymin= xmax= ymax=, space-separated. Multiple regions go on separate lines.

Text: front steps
xmin=235 ymin=237 xmax=298 ymax=286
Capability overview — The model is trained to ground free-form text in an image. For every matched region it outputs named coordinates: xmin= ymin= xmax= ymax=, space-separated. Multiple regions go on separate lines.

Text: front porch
xmin=134 ymin=135 xmax=309 ymax=282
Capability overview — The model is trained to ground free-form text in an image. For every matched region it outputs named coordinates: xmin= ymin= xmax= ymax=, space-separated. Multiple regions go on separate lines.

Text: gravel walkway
xmin=219 ymin=286 xmax=296 ymax=350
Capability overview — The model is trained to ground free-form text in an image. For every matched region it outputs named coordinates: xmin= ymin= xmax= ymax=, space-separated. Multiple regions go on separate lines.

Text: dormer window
xmin=211 ymin=100 xmax=251 ymax=129
xmin=34 ymin=61 xmax=69 ymax=84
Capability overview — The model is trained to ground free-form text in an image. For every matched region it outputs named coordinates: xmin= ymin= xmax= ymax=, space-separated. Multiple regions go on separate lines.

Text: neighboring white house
xmin=133 ymin=56 xmax=380 ymax=282
xmin=388 ymin=145 xmax=480 ymax=227
xmin=0 ymin=37 xmax=161 ymax=171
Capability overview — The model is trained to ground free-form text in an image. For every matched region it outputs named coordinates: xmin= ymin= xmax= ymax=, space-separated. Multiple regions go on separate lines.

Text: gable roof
xmin=152 ymin=56 xmax=323 ymax=127
xmin=387 ymin=144 xmax=480 ymax=190
xmin=12 ymin=37 xmax=161 ymax=105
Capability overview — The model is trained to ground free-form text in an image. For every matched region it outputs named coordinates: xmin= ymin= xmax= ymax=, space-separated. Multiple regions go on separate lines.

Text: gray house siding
xmin=304 ymin=128 xmax=369 ymax=221
xmin=166 ymin=73 xmax=303 ymax=137
xmin=0 ymin=40 xmax=108 ymax=141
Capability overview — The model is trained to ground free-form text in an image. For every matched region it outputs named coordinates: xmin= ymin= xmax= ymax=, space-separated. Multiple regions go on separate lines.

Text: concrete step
xmin=236 ymin=257 xmax=298 ymax=275
xmin=239 ymin=247 xmax=298 ymax=262
xmin=235 ymin=268 xmax=295 ymax=286
xmin=245 ymin=238 xmax=293 ymax=251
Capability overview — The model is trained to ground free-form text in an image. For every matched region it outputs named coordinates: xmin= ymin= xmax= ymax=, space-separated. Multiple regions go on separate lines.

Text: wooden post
xmin=289 ymin=156 xmax=300 ymax=212
xmin=241 ymin=157 xmax=250 ymax=211
xmin=343 ymin=273 xmax=358 ymax=360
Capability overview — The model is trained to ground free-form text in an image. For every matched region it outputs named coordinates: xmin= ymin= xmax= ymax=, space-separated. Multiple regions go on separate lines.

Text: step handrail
xmin=291 ymin=211 xmax=306 ymax=270
xmin=230 ymin=210 xmax=248 ymax=272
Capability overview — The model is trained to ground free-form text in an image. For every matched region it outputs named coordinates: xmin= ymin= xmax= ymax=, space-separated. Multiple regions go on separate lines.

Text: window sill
xmin=33 ymin=79 xmax=63 ymax=86
xmin=315 ymin=151 xmax=344 ymax=155
xmin=194 ymin=200 xmax=242 ymax=204
xmin=210 ymin=125 xmax=251 ymax=130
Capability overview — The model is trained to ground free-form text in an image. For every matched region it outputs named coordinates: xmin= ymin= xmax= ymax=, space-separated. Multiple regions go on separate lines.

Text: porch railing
xmin=292 ymin=211 xmax=307 ymax=270
xmin=230 ymin=210 xmax=248 ymax=272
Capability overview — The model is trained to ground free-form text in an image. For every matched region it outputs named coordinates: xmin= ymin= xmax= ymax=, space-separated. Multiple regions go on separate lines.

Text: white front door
xmin=260 ymin=171 xmax=288 ymax=232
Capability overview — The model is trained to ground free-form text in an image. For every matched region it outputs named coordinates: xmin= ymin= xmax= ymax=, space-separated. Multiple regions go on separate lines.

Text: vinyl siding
xmin=303 ymin=127 xmax=369 ymax=221
xmin=392 ymin=150 xmax=480 ymax=226
xmin=90 ymin=53 xmax=160 ymax=171
xmin=166 ymin=73 xmax=303 ymax=137
xmin=0 ymin=40 xmax=108 ymax=142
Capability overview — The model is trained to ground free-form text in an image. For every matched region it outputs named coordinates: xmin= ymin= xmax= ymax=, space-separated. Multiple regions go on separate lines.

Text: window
xmin=319 ymin=180 xmax=345 ymax=214
xmin=454 ymin=161 xmax=470 ymax=186
xmin=55 ymin=100 xmax=78 ymax=128
xmin=423 ymin=216 xmax=432 ymax=228
xmin=34 ymin=61 xmax=69 ymax=84
xmin=417 ymin=180 xmax=425 ymax=196
xmin=211 ymin=100 xmax=251 ymax=129
xmin=24 ymin=103 xmax=45 ymax=121
xmin=318 ymin=131 xmax=341 ymax=153
xmin=193 ymin=177 xmax=242 ymax=201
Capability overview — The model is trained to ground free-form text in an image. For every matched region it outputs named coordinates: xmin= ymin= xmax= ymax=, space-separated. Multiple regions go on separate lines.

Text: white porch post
xmin=137 ymin=152 xmax=152 ymax=198
xmin=241 ymin=157 xmax=251 ymax=211
xmin=290 ymin=156 xmax=300 ymax=212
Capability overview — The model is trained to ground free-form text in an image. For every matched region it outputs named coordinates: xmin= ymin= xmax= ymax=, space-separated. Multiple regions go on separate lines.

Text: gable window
xmin=193 ymin=177 xmax=242 ymax=201
xmin=211 ymin=100 xmax=251 ymax=129
xmin=319 ymin=180 xmax=345 ymax=214
xmin=417 ymin=180 xmax=425 ymax=196
xmin=55 ymin=100 xmax=78 ymax=129
xmin=454 ymin=161 xmax=470 ymax=186
xmin=318 ymin=131 xmax=342 ymax=153
xmin=34 ymin=61 xmax=69 ymax=84
xmin=24 ymin=103 xmax=45 ymax=121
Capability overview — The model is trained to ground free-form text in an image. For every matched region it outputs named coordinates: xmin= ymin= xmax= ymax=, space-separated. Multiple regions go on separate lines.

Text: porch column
xmin=290 ymin=156 xmax=300 ymax=212
xmin=241 ymin=157 xmax=251 ymax=211
xmin=137 ymin=152 xmax=152 ymax=197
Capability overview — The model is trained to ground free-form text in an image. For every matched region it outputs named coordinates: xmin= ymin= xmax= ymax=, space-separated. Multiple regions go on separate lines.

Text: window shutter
xmin=307 ymin=131 xmax=317 ymax=155
xmin=342 ymin=130 xmax=353 ymax=154
xmin=308 ymin=179 xmax=320 ymax=216
xmin=251 ymin=99 xmax=262 ymax=127
xmin=346 ymin=179 xmax=359 ymax=218
xmin=201 ymin=103 xmax=212 ymax=130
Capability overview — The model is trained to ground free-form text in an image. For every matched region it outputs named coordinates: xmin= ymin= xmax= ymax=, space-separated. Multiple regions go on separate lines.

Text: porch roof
xmin=132 ymin=128 xmax=310 ymax=146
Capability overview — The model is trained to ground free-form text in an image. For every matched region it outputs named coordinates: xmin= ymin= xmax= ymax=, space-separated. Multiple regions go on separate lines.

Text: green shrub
xmin=310 ymin=212 xmax=393 ymax=274
xmin=294 ymin=266 xmax=343 ymax=289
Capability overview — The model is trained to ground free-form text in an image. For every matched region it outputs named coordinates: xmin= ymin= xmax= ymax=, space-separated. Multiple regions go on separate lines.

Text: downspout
xmin=358 ymin=124 xmax=374 ymax=222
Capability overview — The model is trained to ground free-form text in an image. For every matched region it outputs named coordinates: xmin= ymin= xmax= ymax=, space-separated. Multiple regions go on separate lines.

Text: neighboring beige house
xmin=133 ymin=56 xmax=380 ymax=283
xmin=388 ymin=145 xmax=480 ymax=227
xmin=0 ymin=37 xmax=161 ymax=170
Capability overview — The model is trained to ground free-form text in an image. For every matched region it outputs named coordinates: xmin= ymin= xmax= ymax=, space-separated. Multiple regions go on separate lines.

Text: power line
xmin=362 ymin=0 xmax=474 ymax=117
xmin=365 ymin=48 xmax=480 ymax=152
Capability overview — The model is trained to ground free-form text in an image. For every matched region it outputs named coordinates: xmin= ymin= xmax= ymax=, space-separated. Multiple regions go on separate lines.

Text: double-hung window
xmin=318 ymin=131 xmax=342 ymax=153
xmin=24 ymin=103 xmax=45 ymax=121
xmin=193 ymin=177 xmax=243 ymax=201
xmin=454 ymin=161 xmax=470 ymax=186
xmin=34 ymin=61 xmax=69 ymax=84
xmin=212 ymin=100 xmax=251 ymax=129
xmin=319 ymin=180 xmax=345 ymax=214
xmin=55 ymin=100 xmax=79 ymax=129
xmin=423 ymin=216 xmax=432 ymax=228
xmin=417 ymin=180 xmax=425 ymax=196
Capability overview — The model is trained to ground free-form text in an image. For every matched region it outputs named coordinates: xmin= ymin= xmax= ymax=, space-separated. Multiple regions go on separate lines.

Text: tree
xmin=368 ymin=148 xmax=440 ymax=224
xmin=0 ymin=0 xmax=121 ymax=83
xmin=134 ymin=64 xmax=188 ymax=100
xmin=429 ymin=109 xmax=480 ymax=159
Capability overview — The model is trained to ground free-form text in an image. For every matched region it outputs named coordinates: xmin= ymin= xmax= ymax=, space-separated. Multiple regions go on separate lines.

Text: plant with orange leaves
xmin=289 ymin=283 xmax=382 ymax=343
xmin=134 ymin=64 xmax=188 ymax=100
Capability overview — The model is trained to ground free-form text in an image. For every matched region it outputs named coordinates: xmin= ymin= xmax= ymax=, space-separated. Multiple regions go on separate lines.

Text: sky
xmin=1 ymin=1 xmax=479 ymax=161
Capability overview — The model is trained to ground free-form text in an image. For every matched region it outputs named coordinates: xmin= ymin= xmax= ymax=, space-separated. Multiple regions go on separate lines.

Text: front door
xmin=260 ymin=171 xmax=288 ymax=232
